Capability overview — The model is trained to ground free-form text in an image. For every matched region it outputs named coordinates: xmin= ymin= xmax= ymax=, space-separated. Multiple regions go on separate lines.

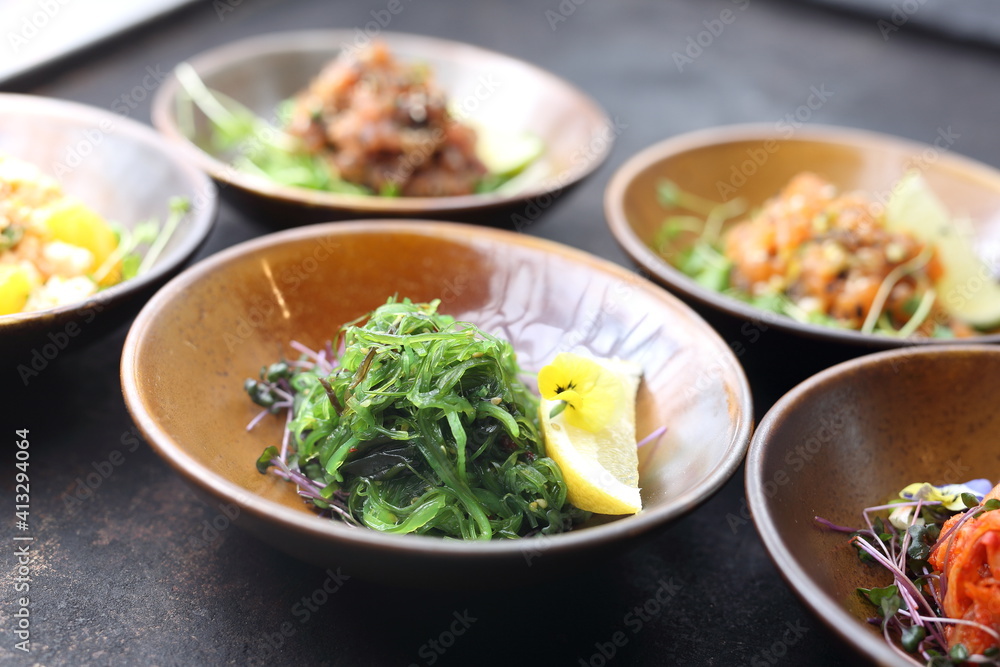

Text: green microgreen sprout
xmin=816 ymin=479 xmax=1000 ymax=666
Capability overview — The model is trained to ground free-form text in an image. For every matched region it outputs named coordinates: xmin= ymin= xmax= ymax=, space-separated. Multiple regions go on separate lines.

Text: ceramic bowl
xmin=0 ymin=93 xmax=217 ymax=364
xmin=121 ymin=220 xmax=752 ymax=587
xmin=151 ymin=30 xmax=613 ymax=228
xmin=604 ymin=123 xmax=1000 ymax=393
xmin=747 ymin=345 xmax=1000 ymax=666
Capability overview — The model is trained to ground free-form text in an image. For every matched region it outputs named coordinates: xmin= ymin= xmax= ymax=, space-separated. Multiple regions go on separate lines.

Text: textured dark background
xmin=2 ymin=0 xmax=1000 ymax=665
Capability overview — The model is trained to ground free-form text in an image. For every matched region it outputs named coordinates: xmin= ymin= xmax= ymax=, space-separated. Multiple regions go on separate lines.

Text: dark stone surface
xmin=2 ymin=0 xmax=999 ymax=665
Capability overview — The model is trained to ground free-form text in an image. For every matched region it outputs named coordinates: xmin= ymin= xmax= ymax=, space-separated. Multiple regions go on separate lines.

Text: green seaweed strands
xmin=246 ymin=297 xmax=589 ymax=540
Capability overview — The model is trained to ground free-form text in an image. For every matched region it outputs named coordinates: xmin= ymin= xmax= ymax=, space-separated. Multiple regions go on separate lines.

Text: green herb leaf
xmin=858 ymin=585 xmax=901 ymax=621
xmin=244 ymin=378 xmax=276 ymax=408
xmin=961 ymin=492 xmax=980 ymax=509
xmin=0 ymin=224 xmax=24 ymax=251
xmin=900 ymin=625 xmax=925 ymax=653
xmin=907 ymin=524 xmax=931 ymax=561
xmin=949 ymin=643 xmax=969 ymax=662
xmin=255 ymin=446 xmax=279 ymax=474
xmin=265 ymin=362 xmax=291 ymax=383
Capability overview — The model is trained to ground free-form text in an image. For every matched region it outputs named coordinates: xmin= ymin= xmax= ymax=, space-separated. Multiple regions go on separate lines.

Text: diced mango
xmin=0 ymin=265 xmax=36 ymax=315
xmin=41 ymin=200 xmax=120 ymax=285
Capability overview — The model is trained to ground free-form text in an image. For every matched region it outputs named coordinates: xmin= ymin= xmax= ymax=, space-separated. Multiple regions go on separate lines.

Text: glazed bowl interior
xmin=605 ymin=124 xmax=1000 ymax=389
xmin=0 ymin=93 xmax=216 ymax=356
xmin=747 ymin=346 xmax=1000 ymax=666
xmin=152 ymin=30 xmax=612 ymax=225
xmin=121 ymin=221 xmax=752 ymax=587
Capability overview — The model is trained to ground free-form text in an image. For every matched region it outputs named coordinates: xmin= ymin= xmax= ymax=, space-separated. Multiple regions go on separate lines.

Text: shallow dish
xmin=604 ymin=123 xmax=1000 ymax=391
xmin=151 ymin=30 xmax=612 ymax=228
xmin=121 ymin=220 xmax=752 ymax=587
xmin=747 ymin=345 xmax=1000 ymax=666
xmin=0 ymin=93 xmax=216 ymax=364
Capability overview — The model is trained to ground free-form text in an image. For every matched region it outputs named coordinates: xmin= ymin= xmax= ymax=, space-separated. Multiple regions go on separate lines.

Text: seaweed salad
xmin=245 ymin=297 xmax=588 ymax=540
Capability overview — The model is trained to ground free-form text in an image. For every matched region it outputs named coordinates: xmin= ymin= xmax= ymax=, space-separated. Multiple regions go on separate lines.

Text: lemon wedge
xmin=885 ymin=171 xmax=1000 ymax=329
xmin=538 ymin=354 xmax=643 ymax=515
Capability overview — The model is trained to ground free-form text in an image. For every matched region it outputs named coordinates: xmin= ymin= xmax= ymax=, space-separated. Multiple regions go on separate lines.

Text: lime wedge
xmin=475 ymin=128 xmax=543 ymax=179
xmin=885 ymin=172 xmax=1000 ymax=329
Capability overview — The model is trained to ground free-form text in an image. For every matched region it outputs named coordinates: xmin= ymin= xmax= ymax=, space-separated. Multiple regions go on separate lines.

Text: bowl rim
xmin=150 ymin=29 xmax=613 ymax=215
xmin=0 ymin=91 xmax=218 ymax=325
xmin=121 ymin=219 xmax=754 ymax=559
xmin=746 ymin=343 xmax=1000 ymax=667
xmin=604 ymin=122 xmax=1000 ymax=349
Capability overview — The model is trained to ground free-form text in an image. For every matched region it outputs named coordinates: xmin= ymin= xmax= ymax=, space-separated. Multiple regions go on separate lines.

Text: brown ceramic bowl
xmin=747 ymin=345 xmax=1000 ymax=666
xmin=151 ymin=30 xmax=612 ymax=228
xmin=604 ymin=124 xmax=1000 ymax=393
xmin=0 ymin=93 xmax=217 ymax=364
xmin=121 ymin=220 xmax=753 ymax=587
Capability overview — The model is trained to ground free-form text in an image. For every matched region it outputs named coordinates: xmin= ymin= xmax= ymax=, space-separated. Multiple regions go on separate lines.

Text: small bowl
xmin=151 ymin=30 xmax=613 ymax=228
xmin=747 ymin=345 xmax=1000 ymax=666
xmin=604 ymin=124 xmax=1000 ymax=392
xmin=0 ymin=93 xmax=217 ymax=360
xmin=121 ymin=220 xmax=752 ymax=587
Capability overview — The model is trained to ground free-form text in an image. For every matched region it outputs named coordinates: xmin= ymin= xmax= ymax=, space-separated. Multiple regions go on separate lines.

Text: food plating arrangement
xmin=4 ymin=5 xmax=999 ymax=666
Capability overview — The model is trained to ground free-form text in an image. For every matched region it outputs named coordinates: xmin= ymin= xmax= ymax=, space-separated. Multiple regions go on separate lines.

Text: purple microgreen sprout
xmin=816 ymin=480 xmax=999 ymax=665
xmin=637 ymin=425 xmax=667 ymax=449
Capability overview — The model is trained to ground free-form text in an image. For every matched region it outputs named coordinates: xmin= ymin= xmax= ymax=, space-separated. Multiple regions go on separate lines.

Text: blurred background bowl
xmin=0 ymin=93 xmax=217 ymax=363
xmin=746 ymin=345 xmax=1000 ymax=666
xmin=604 ymin=123 xmax=1000 ymax=396
xmin=151 ymin=30 xmax=612 ymax=228
xmin=121 ymin=220 xmax=753 ymax=588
